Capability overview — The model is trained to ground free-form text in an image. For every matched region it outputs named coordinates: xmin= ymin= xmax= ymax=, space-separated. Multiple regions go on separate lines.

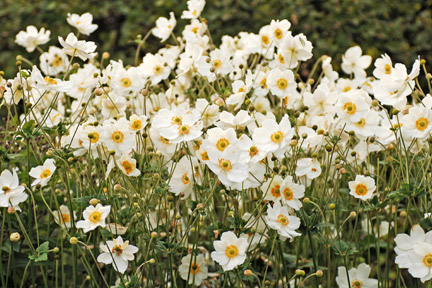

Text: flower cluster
xmin=2 ymin=0 xmax=432 ymax=286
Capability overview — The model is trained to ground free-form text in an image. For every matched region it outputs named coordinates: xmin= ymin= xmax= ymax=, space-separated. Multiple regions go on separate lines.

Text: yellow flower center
xmin=160 ymin=136 xmax=170 ymax=144
xmin=89 ymin=211 xmax=101 ymax=223
xmin=277 ymin=214 xmax=289 ymax=226
xmin=52 ymin=55 xmax=63 ymax=67
xmin=190 ymin=263 xmax=200 ymax=274
xmin=343 ymin=102 xmax=357 ymax=115
xmin=111 ymin=131 xmax=124 ymax=143
xmin=131 ymin=120 xmax=142 ymax=130
xmin=274 ymin=28 xmax=283 ymax=39
xmin=2 ymin=186 xmax=11 ymax=193
xmin=249 ymin=146 xmax=259 ymax=157
xmin=219 ymin=159 xmax=233 ymax=171
xmin=191 ymin=27 xmax=199 ymax=34
xmin=225 ymin=245 xmax=239 ymax=258
xmin=261 ymin=35 xmax=270 ymax=45
xmin=40 ymin=169 xmax=51 ymax=179
xmin=276 ymin=78 xmax=288 ymax=90
xmin=181 ymin=173 xmax=191 ymax=185
xmin=270 ymin=131 xmax=284 ymax=143
xmin=351 ymin=279 xmax=363 ymax=288
xmin=278 ymin=53 xmax=285 ymax=64
xmin=355 ymin=184 xmax=368 ymax=196
xmin=154 ymin=65 xmax=163 ymax=75
xmin=416 ymin=117 xmax=429 ymax=131
xmin=121 ymin=78 xmax=132 ymax=88
xmin=216 ymin=138 xmax=230 ymax=151
xmin=283 ymin=187 xmax=293 ymax=200
xmin=343 ymin=86 xmax=352 ymax=92
xmin=122 ymin=161 xmax=133 ymax=174
xmin=61 ymin=213 xmax=70 ymax=224
xmin=88 ymin=132 xmax=100 ymax=143
xmin=260 ymin=78 xmax=267 ymax=89
xmin=112 ymin=244 xmax=123 ymax=256
xmin=212 ymin=59 xmax=222 ymax=69
xmin=201 ymin=152 xmax=209 ymax=161
xmin=44 ymin=76 xmax=58 ymax=85
xmin=171 ymin=116 xmax=182 ymax=125
xmin=271 ymin=184 xmax=281 ymax=197
xmin=423 ymin=254 xmax=432 ymax=267
xmin=178 ymin=125 xmax=190 ymax=135
xmin=384 ymin=64 xmax=391 ymax=74
xmin=355 ymin=118 xmax=366 ymax=127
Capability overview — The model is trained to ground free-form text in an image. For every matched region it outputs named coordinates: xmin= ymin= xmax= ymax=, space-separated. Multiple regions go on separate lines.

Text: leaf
xmin=22 ymin=120 xmax=35 ymax=137
xmin=28 ymin=241 xmax=49 ymax=262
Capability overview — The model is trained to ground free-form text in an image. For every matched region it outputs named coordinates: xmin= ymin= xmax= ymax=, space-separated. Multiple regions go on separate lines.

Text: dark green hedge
xmin=1 ymin=0 xmax=431 ymax=76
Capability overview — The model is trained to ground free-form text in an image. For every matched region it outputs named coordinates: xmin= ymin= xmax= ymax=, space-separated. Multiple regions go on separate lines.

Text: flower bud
xmin=316 ymin=270 xmax=323 ymax=277
xmin=10 ymin=232 xmax=20 ymax=242
xmin=329 ymin=203 xmax=336 ymax=210
xmin=69 ymin=237 xmax=78 ymax=245
xmin=7 ymin=207 xmax=16 ymax=214
xmin=89 ymin=198 xmax=99 ymax=206
xmin=295 ymin=269 xmax=305 ymax=277
xmin=244 ymin=269 xmax=253 ymax=276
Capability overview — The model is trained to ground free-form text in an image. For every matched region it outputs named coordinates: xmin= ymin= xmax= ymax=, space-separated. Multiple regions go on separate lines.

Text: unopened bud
xmin=244 ymin=269 xmax=253 ymax=276
xmin=295 ymin=269 xmax=305 ymax=277
xmin=114 ymin=184 xmax=122 ymax=191
xmin=303 ymin=197 xmax=310 ymax=204
xmin=70 ymin=237 xmax=78 ymax=245
xmin=10 ymin=232 xmax=20 ymax=242
xmin=7 ymin=207 xmax=16 ymax=214
xmin=349 ymin=211 xmax=357 ymax=218
xmin=329 ymin=203 xmax=336 ymax=210
xmin=151 ymin=232 xmax=158 ymax=238
xmin=316 ymin=270 xmax=323 ymax=277
xmin=102 ymin=52 xmax=110 ymax=59
xmin=89 ymin=198 xmax=99 ymax=206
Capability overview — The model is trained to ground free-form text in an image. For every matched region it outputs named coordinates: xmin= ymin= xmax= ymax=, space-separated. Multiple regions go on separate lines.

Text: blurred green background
xmin=1 ymin=0 xmax=432 ymax=77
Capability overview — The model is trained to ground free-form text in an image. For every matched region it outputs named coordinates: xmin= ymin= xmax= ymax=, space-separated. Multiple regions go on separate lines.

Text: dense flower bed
xmin=1 ymin=0 xmax=432 ymax=287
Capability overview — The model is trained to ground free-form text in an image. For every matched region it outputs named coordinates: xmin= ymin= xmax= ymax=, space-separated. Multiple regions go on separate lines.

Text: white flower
xmin=267 ymin=68 xmax=297 ymax=98
xmin=269 ymin=19 xmax=291 ymax=44
xmin=76 ymin=204 xmax=111 ymax=233
xmin=373 ymin=53 xmax=393 ymax=79
xmin=15 ymin=26 xmax=50 ymax=52
xmin=253 ymin=115 xmax=293 ymax=158
xmin=265 ymin=201 xmax=301 ymax=239
xmin=341 ymin=46 xmax=372 ymax=78
xmin=348 ymin=175 xmax=376 ymax=200
xmin=0 ymin=169 xmax=27 ymax=210
xmin=31 ymin=65 xmax=74 ymax=93
xmin=216 ymin=110 xmax=252 ymax=130
xmin=67 ymin=13 xmax=98 ymax=36
xmin=140 ymin=53 xmax=171 ymax=85
xmin=116 ymin=154 xmax=140 ymax=177
xmin=206 ymin=144 xmax=248 ymax=188
xmin=128 ymin=114 xmax=148 ymax=132
xmin=59 ymin=33 xmax=97 ymax=61
xmin=39 ymin=46 xmax=69 ymax=76
xmin=169 ymin=156 xmax=201 ymax=199
xmin=97 ymin=236 xmax=138 ymax=274
xmin=279 ymin=176 xmax=304 ymax=210
xmin=335 ymin=263 xmax=378 ymax=288
xmin=395 ymin=225 xmax=432 ymax=269
xmin=262 ymin=175 xmax=283 ymax=202
xmin=181 ymin=0 xmax=206 ymax=19
xmin=53 ymin=205 xmax=76 ymax=229
xmin=407 ymin=242 xmax=432 ymax=282
xmin=401 ymin=106 xmax=432 ymax=140
xmin=101 ymin=118 xmax=136 ymax=155
xmin=152 ymin=12 xmax=176 ymax=42
xmin=336 ymin=89 xmax=370 ymax=123
xmin=295 ymin=158 xmax=321 ymax=179
xmin=178 ymin=254 xmax=208 ymax=286
xmin=280 ymin=33 xmax=313 ymax=68
xmin=211 ymin=231 xmax=248 ymax=271
xmin=29 ymin=158 xmax=56 ymax=187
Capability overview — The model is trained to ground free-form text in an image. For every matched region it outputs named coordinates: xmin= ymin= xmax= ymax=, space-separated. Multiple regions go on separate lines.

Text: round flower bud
xmin=10 ymin=232 xmax=20 ymax=242
xmin=329 ymin=203 xmax=336 ymax=210
xmin=69 ymin=237 xmax=78 ymax=245
xmin=7 ymin=207 xmax=16 ymax=215
xmin=244 ymin=269 xmax=253 ymax=276
xmin=295 ymin=269 xmax=305 ymax=277
xmin=89 ymin=198 xmax=99 ymax=206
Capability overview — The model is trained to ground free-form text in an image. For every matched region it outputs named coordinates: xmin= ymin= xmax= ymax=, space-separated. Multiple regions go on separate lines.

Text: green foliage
xmin=1 ymin=0 xmax=432 ymax=77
